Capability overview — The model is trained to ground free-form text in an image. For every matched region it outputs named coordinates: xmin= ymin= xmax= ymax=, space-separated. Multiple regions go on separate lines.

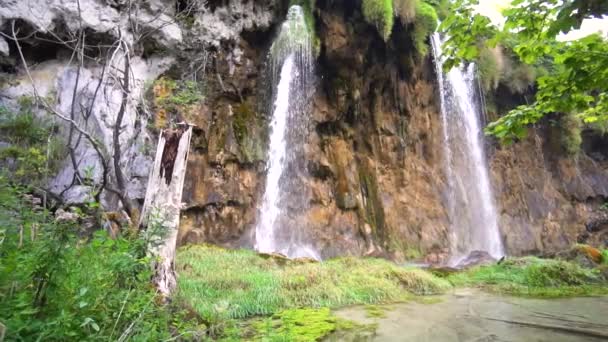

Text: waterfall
xmin=431 ymin=33 xmax=504 ymax=265
xmin=255 ymin=6 xmax=319 ymax=260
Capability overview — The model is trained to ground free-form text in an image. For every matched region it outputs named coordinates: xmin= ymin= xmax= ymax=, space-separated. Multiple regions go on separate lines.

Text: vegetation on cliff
xmin=362 ymin=0 xmax=395 ymax=41
xmin=441 ymin=0 xmax=608 ymax=144
xmin=361 ymin=0 xmax=439 ymax=54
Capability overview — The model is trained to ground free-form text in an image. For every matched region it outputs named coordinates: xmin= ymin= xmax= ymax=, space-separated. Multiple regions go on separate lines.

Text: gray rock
xmin=0 ymin=36 xmax=8 ymax=56
xmin=0 ymin=0 xmax=182 ymax=49
xmin=55 ymin=208 xmax=80 ymax=223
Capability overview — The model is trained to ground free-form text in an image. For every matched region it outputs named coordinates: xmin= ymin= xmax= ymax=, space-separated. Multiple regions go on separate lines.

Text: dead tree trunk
xmin=140 ymin=125 xmax=193 ymax=296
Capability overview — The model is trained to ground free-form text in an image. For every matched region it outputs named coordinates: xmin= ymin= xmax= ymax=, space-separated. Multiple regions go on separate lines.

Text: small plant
xmin=152 ymin=77 xmax=204 ymax=128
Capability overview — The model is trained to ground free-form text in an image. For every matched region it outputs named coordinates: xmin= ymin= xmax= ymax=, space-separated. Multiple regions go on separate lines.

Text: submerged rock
xmin=454 ymin=251 xmax=497 ymax=269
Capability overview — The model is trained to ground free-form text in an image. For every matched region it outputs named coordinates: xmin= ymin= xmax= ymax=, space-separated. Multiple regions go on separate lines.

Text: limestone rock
xmin=0 ymin=0 xmax=182 ymax=49
xmin=0 ymin=36 xmax=8 ymax=56
xmin=55 ymin=208 xmax=79 ymax=223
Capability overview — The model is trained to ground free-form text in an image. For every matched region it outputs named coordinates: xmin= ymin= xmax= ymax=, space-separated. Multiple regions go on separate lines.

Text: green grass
xmin=444 ymin=257 xmax=608 ymax=298
xmin=175 ymin=245 xmax=450 ymax=320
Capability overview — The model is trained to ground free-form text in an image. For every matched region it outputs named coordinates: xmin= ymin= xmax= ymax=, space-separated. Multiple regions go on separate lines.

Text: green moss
xmin=364 ymin=305 xmax=391 ymax=318
xmin=444 ymin=257 xmax=608 ymax=298
xmin=253 ymin=308 xmax=336 ymax=341
xmin=176 ymin=245 xmax=450 ymax=320
xmin=362 ymin=0 xmax=395 ymax=41
xmin=559 ymin=113 xmax=582 ymax=155
xmin=413 ymin=1 xmax=438 ymax=57
xmin=232 ymin=102 xmax=266 ymax=163
xmin=602 ymin=250 xmax=608 ymax=265
xmin=152 ymin=77 xmax=203 ymax=128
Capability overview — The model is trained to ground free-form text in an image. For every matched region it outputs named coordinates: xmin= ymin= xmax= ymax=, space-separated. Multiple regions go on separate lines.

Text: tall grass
xmin=444 ymin=257 xmax=608 ymax=298
xmin=176 ymin=245 xmax=450 ymax=320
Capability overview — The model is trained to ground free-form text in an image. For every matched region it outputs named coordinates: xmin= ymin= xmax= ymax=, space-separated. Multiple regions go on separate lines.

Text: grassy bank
xmin=175 ymin=246 xmax=608 ymax=340
xmin=176 ymin=245 xmax=450 ymax=321
xmin=442 ymin=256 xmax=608 ymax=298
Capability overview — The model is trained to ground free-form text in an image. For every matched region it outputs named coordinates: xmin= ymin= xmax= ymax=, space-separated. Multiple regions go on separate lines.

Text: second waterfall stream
xmin=255 ymin=6 xmax=319 ymax=259
xmin=431 ymin=33 xmax=504 ymax=265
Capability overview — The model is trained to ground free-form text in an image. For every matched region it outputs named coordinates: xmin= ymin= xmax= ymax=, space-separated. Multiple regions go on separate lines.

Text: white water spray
xmin=255 ymin=6 xmax=319 ymax=259
xmin=431 ymin=33 xmax=504 ymax=264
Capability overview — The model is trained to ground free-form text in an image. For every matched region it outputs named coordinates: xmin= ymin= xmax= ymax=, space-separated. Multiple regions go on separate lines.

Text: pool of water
xmin=334 ymin=289 xmax=608 ymax=341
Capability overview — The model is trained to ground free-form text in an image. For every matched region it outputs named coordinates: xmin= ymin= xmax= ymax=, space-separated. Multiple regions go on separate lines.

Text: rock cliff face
xmin=1 ymin=0 xmax=606 ymax=261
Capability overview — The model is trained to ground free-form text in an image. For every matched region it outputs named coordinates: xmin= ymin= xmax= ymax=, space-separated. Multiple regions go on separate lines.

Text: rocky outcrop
xmin=1 ymin=0 xmax=606 ymax=261
xmin=0 ymin=0 xmax=182 ymax=50
xmin=490 ymin=124 xmax=608 ymax=256
xmin=177 ymin=0 xmax=608 ymax=261
xmin=178 ymin=0 xmax=452 ymax=261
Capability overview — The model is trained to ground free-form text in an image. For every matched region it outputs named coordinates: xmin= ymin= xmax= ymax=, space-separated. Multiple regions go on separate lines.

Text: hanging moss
xmin=362 ymin=0 xmax=395 ymax=41
xmin=424 ymin=0 xmax=450 ymax=20
xmin=559 ymin=113 xmax=582 ymax=155
xmin=393 ymin=0 xmax=418 ymax=24
xmin=477 ymin=46 xmax=504 ymax=92
xmin=413 ymin=1 xmax=438 ymax=57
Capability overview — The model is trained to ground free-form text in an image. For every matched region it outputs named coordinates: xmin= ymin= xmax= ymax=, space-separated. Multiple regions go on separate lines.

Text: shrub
xmin=413 ymin=2 xmax=438 ymax=57
xmin=0 ymin=180 xmax=197 ymax=340
xmin=362 ymin=0 xmax=395 ymax=41
xmin=0 ymin=101 xmax=66 ymax=183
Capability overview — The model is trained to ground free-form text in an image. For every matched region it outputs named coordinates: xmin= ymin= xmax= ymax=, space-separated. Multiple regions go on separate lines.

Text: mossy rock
xmin=232 ymin=102 xmax=267 ymax=163
xmin=362 ymin=0 xmax=395 ymax=41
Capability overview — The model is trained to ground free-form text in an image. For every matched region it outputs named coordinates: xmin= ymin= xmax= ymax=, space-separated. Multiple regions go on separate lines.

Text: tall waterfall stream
xmin=431 ymin=33 xmax=504 ymax=265
xmin=255 ymin=6 xmax=319 ymax=259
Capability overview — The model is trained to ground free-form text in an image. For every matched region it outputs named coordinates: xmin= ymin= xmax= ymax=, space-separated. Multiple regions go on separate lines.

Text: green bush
xmin=413 ymin=2 xmax=438 ymax=57
xmin=0 ymin=100 xmax=66 ymax=182
xmin=0 ymin=180 xmax=196 ymax=341
xmin=362 ymin=0 xmax=395 ymax=41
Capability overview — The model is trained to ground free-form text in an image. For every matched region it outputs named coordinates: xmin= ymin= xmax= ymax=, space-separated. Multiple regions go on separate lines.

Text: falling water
xmin=255 ymin=6 xmax=319 ymax=259
xmin=431 ymin=33 xmax=504 ymax=264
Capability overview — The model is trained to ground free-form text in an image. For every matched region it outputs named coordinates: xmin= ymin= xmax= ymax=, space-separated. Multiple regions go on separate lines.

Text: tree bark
xmin=140 ymin=125 xmax=193 ymax=296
